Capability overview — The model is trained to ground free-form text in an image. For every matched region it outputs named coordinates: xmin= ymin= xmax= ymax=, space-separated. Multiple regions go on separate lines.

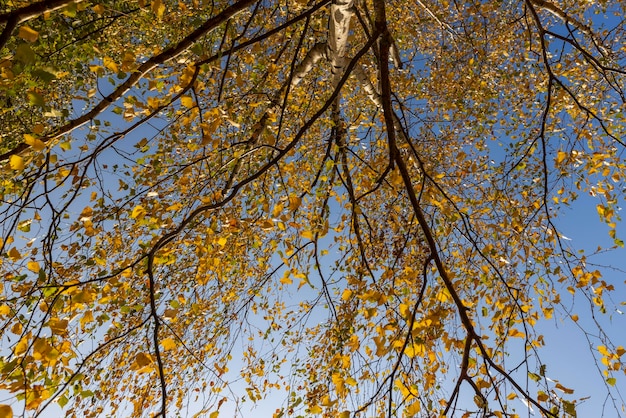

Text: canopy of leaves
xmin=0 ymin=0 xmax=625 ymax=417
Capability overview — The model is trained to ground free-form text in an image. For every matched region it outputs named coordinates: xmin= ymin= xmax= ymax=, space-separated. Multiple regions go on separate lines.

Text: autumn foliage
xmin=0 ymin=0 xmax=625 ymax=417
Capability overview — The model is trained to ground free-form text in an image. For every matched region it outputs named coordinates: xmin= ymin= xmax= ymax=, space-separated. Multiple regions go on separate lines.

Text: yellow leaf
xmin=14 ymin=337 xmax=28 ymax=356
xmin=209 ymin=412 xmax=219 ymax=418
xmin=80 ymin=206 xmax=94 ymax=219
xmin=151 ymin=0 xmax=165 ymax=18
xmin=80 ymin=310 xmax=94 ymax=328
xmin=288 ymin=195 xmax=301 ymax=212
xmin=130 ymin=205 xmax=145 ymax=219
xmin=404 ymin=343 xmax=424 ymax=358
xmin=18 ymin=26 xmax=39 ymax=42
xmin=181 ymin=96 xmax=194 ymax=108
xmin=332 ymin=372 xmax=345 ymax=396
xmin=555 ymin=382 xmax=574 ymax=394
xmin=435 ymin=288 xmax=450 ymax=303
xmin=0 ymin=305 xmax=10 ymax=316
xmin=161 ymin=337 xmax=177 ymax=351
xmin=556 ymin=150 xmax=567 ymax=164
xmin=341 ymin=289 xmax=352 ymax=301
xmin=301 ymin=230 xmax=314 ymax=240
xmin=0 ymin=404 xmax=13 ymax=418
xmin=308 ymin=405 xmax=322 ymax=414
xmin=280 ymin=273 xmax=293 ymax=285
xmin=214 ymin=362 xmax=228 ymax=375
xmin=24 ymin=134 xmax=46 ymax=151
xmin=395 ymin=379 xmax=412 ymax=398
xmin=405 ymin=400 xmax=421 ymax=415
xmin=9 ymin=155 xmax=24 ymax=171
xmin=166 ymin=202 xmax=182 ymax=211
xmin=390 ymin=169 xmax=403 ymax=186
xmin=33 ymin=338 xmax=52 ymax=360
xmin=475 ymin=378 xmax=490 ymax=389
xmin=8 ymin=247 xmax=21 ymax=261
xmin=201 ymin=119 xmax=221 ymax=144
xmin=508 ymin=328 xmax=525 ymax=338
xmin=272 ymin=202 xmax=284 ymax=217
xmin=93 ymin=4 xmax=105 ymax=14
xmin=147 ymin=96 xmax=161 ymax=109
xmin=399 ymin=303 xmax=411 ymax=320
xmin=27 ymin=261 xmax=40 ymax=272
xmin=103 ymin=56 xmax=118 ymax=73
xmin=217 ymin=237 xmax=227 ymax=247
xmin=598 ymin=345 xmax=610 ymax=356
xmin=48 ymin=318 xmax=68 ymax=336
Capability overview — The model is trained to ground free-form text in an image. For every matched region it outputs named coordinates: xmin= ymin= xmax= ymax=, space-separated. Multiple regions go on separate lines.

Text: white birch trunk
xmin=327 ymin=0 xmax=355 ymax=88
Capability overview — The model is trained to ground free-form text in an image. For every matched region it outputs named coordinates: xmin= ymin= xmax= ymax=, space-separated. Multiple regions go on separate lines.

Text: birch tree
xmin=0 ymin=0 xmax=625 ymax=417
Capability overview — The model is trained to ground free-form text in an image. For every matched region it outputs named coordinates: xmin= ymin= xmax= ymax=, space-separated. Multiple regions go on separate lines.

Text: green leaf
xmin=63 ymin=3 xmax=77 ymax=17
xmin=33 ymin=69 xmax=57 ymax=84
xmin=539 ymin=364 xmax=546 ymax=376
xmin=58 ymin=395 xmax=69 ymax=408
xmin=15 ymin=43 xmax=36 ymax=65
xmin=28 ymin=91 xmax=45 ymax=107
xmin=17 ymin=220 xmax=31 ymax=232
xmin=563 ymin=400 xmax=577 ymax=417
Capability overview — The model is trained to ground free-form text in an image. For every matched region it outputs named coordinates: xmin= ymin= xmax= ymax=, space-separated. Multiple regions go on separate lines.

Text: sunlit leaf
xmin=131 ymin=205 xmax=146 ymax=219
xmin=8 ymin=247 xmax=21 ymax=261
xmin=161 ymin=338 xmax=177 ymax=351
xmin=26 ymin=261 xmax=40 ymax=273
xmin=18 ymin=26 xmax=39 ymax=42
xmin=0 ymin=405 xmax=12 ymax=418
xmin=24 ymin=134 xmax=46 ymax=151
xmin=181 ymin=96 xmax=194 ymax=108
xmin=9 ymin=155 xmax=24 ymax=171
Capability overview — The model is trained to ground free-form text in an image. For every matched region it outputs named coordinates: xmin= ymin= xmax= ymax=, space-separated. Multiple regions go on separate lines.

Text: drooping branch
xmin=368 ymin=1 xmax=561 ymax=416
